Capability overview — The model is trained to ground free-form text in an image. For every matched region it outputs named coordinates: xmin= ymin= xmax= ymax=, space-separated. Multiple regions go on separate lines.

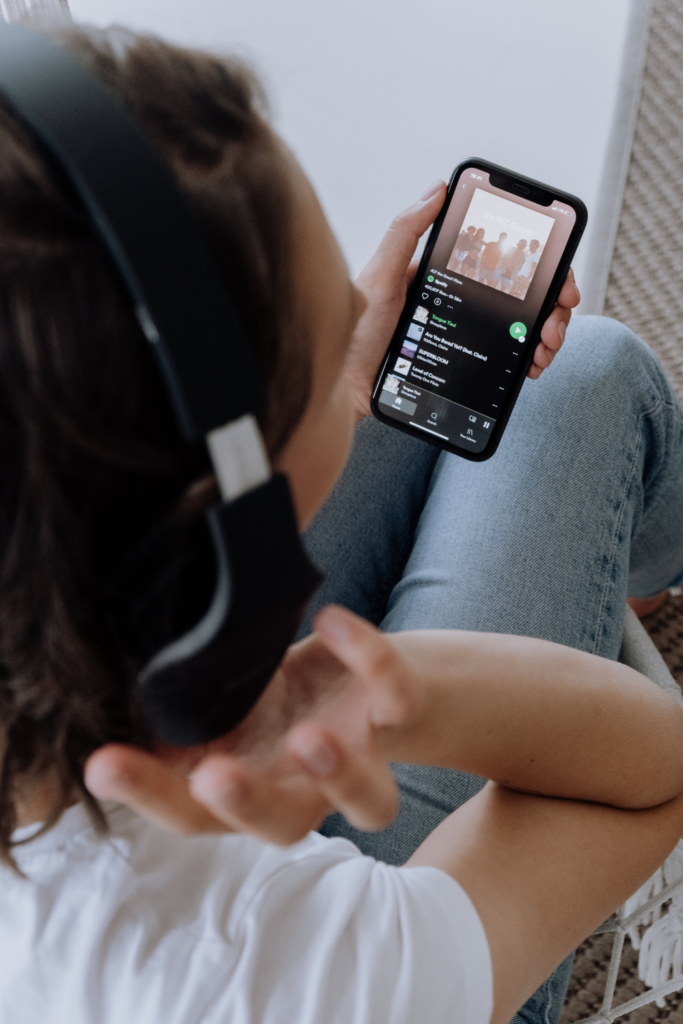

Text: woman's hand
xmin=345 ymin=181 xmax=581 ymax=419
xmin=85 ymin=599 xmax=683 ymax=845
xmin=344 ymin=181 xmax=448 ymax=419
xmin=84 ymin=607 xmax=418 ymax=844
xmin=528 ymin=267 xmax=580 ymax=380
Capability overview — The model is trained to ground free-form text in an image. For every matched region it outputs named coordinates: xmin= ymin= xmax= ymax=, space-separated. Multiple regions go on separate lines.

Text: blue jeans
xmin=300 ymin=315 xmax=683 ymax=1024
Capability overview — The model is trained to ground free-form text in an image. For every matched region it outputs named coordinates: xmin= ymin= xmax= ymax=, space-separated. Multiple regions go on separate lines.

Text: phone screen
xmin=375 ymin=166 xmax=578 ymax=455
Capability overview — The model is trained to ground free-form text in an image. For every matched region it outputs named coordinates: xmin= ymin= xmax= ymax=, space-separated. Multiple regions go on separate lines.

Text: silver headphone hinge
xmin=207 ymin=414 xmax=270 ymax=502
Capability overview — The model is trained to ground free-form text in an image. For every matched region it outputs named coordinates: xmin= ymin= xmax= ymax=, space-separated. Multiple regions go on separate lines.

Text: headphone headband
xmin=0 ymin=23 xmax=264 ymax=441
xmin=0 ymin=24 xmax=322 ymax=745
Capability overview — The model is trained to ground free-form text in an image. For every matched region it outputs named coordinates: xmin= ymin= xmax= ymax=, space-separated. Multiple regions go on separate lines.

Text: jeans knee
xmin=554 ymin=315 xmax=667 ymax=409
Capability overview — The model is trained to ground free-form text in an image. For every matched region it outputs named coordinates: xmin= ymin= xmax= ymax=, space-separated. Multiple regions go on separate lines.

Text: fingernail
xmin=420 ymin=179 xmax=444 ymax=201
xmin=296 ymin=735 xmax=339 ymax=777
xmin=558 ymin=321 xmax=567 ymax=343
xmin=191 ymin=766 xmax=247 ymax=806
xmin=316 ymin=608 xmax=352 ymax=643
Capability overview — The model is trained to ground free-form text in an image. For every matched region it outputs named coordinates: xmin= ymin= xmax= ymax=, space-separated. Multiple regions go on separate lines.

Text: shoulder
xmin=1 ymin=811 xmax=493 ymax=1024
xmin=235 ymin=842 xmax=493 ymax=1024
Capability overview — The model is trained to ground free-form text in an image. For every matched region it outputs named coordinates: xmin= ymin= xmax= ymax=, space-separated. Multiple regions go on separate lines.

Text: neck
xmin=14 ymin=778 xmax=73 ymax=829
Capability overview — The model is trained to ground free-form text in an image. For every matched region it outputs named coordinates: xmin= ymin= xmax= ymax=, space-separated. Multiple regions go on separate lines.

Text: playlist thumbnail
xmin=447 ymin=188 xmax=555 ymax=301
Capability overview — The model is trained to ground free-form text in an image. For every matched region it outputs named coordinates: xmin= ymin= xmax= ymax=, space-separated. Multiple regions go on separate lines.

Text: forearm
xmin=408 ymin=783 xmax=683 ymax=1024
xmin=381 ymin=630 xmax=683 ymax=809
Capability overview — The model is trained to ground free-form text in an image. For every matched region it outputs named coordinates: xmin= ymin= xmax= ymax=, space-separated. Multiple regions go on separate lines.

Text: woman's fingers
xmin=314 ymin=605 xmax=419 ymax=728
xmin=188 ymin=728 xmax=398 ymax=843
xmin=85 ymin=613 xmax=411 ymax=845
xmin=87 ymin=742 xmax=334 ymax=845
xmin=528 ymin=269 xmax=580 ymax=379
xmin=539 ymin=303 xmax=570 ymax=352
xmin=288 ymin=723 xmax=398 ymax=831
xmin=190 ymin=753 xmax=338 ymax=845
xmin=187 ymin=723 xmax=399 ymax=842
xmin=529 ymin=307 xmax=568 ymax=377
xmin=346 ymin=181 xmax=447 ymax=418
xmin=85 ymin=744 xmax=229 ymax=836
xmin=528 ymin=337 xmax=558 ymax=378
xmin=557 ymin=267 xmax=581 ymax=310
xmin=86 ymin=739 xmax=386 ymax=845
xmin=407 ymin=256 xmax=421 ymax=285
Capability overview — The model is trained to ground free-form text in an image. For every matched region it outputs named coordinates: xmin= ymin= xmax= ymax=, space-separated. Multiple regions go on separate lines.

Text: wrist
xmin=372 ymin=632 xmax=445 ymax=764
xmin=346 ymin=376 xmax=372 ymax=422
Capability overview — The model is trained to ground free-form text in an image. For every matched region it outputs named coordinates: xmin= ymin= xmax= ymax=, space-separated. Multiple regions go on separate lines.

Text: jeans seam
xmin=592 ymin=410 xmax=645 ymax=656
xmin=639 ymin=390 xmax=665 ymax=421
xmin=642 ymin=395 xmax=683 ymax=504
xmin=542 ymin=975 xmax=554 ymax=1024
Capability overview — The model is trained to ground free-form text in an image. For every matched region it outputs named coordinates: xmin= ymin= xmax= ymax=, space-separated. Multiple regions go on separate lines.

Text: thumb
xmin=358 ymin=180 xmax=447 ymax=289
xmin=313 ymin=606 xmax=418 ymax=727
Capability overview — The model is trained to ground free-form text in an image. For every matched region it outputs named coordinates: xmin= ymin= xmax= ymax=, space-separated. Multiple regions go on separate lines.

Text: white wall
xmin=69 ymin=0 xmax=651 ymax=312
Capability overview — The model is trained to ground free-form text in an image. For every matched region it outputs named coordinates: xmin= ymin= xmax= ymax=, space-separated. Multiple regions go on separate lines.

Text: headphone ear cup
xmin=138 ymin=474 xmax=322 ymax=746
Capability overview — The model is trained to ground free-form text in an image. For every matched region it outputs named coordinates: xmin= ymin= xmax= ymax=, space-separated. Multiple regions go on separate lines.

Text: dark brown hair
xmin=0 ymin=24 xmax=312 ymax=869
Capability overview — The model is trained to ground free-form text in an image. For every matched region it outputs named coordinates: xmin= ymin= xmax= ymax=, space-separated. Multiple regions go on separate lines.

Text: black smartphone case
xmin=370 ymin=158 xmax=588 ymax=462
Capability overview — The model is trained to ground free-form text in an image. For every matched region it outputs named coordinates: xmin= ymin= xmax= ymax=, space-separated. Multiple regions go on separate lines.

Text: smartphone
xmin=370 ymin=159 xmax=587 ymax=461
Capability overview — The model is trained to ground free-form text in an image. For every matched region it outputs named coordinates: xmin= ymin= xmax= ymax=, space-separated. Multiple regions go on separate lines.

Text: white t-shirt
xmin=520 ymin=249 xmax=541 ymax=278
xmin=0 ymin=803 xmax=492 ymax=1024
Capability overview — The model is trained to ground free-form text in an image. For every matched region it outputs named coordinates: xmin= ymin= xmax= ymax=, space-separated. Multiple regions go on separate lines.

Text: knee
xmin=563 ymin=315 xmax=653 ymax=374
xmin=552 ymin=315 xmax=668 ymax=409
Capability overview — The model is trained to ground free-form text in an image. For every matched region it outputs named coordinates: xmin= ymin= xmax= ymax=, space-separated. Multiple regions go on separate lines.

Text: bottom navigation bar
xmin=378 ymin=375 xmax=495 ymax=454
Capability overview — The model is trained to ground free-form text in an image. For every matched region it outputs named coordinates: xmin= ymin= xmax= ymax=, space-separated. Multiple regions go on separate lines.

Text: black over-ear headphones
xmin=0 ymin=23 xmax=322 ymax=745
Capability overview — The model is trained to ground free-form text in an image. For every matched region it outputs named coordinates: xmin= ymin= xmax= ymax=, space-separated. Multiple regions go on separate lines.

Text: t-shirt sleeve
xmin=225 ymin=837 xmax=493 ymax=1024
xmin=393 ymin=864 xmax=493 ymax=1024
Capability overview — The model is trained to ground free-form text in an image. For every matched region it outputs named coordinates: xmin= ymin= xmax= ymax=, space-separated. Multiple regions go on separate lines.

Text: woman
xmin=2 ymin=23 xmax=683 ymax=1024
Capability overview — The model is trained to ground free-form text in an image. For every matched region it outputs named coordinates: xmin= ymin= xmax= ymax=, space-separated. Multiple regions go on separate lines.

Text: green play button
xmin=509 ymin=321 xmax=527 ymax=339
